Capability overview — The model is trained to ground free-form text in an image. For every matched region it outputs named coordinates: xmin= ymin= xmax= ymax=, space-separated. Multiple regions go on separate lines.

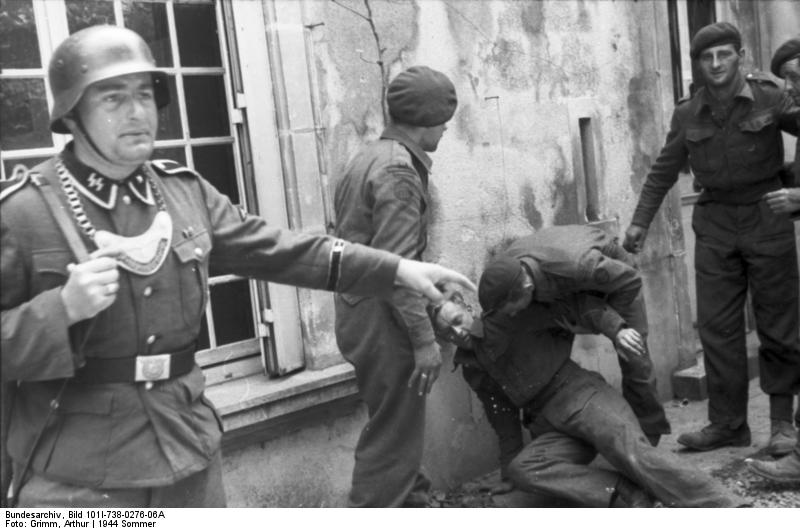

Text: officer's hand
xmin=615 ymin=328 xmax=645 ymax=360
xmin=408 ymin=342 xmax=442 ymax=396
xmin=622 ymin=225 xmax=648 ymax=254
xmin=60 ymin=256 xmax=120 ymax=324
xmin=395 ymin=259 xmax=476 ymax=305
xmin=764 ymin=188 xmax=800 ymax=215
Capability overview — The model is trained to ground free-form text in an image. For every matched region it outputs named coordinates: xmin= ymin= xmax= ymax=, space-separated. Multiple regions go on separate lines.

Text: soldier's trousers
xmin=334 ymin=295 xmax=431 ymax=507
xmin=693 ymin=201 xmax=800 ymax=428
xmin=508 ymin=363 xmax=741 ymax=507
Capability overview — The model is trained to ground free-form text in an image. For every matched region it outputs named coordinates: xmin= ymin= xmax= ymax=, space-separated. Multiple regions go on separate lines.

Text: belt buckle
xmin=135 ymin=354 xmax=171 ymax=382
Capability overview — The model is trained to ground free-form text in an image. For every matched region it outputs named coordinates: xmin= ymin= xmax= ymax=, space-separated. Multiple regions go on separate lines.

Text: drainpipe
xmin=264 ymin=0 xmax=302 ymax=230
xmin=300 ymin=1 xmax=335 ymax=233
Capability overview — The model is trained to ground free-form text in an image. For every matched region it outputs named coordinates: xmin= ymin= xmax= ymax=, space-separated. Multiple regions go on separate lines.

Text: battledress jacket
xmin=333 ymin=125 xmax=436 ymax=354
xmin=456 ymin=295 xmax=628 ymax=468
xmin=0 ymin=147 xmax=399 ymax=488
xmin=501 ymin=225 xmax=642 ymax=333
xmin=631 ymin=73 xmax=800 ymax=229
xmin=466 ymin=294 xmax=626 ymax=408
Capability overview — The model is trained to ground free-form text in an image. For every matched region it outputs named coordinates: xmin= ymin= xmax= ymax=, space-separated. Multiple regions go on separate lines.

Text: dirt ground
xmin=429 ymin=383 xmax=800 ymax=508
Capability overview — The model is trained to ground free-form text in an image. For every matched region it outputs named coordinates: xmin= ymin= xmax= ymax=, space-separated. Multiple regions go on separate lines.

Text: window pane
xmin=2 ymin=156 xmax=49 ymax=180
xmin=184 ymin=75 xmax=229 ymax=138
xmin=152 ymin=146 xmax=186 ymax=165
xmin=123 ymin=0 xmax=172 ymax=67
xmin=174 ymin=2 xmax=221 ymax=67
xmin=0 ymin=78 xmax=53 ymax=150
xmin=66 ymin=0 xmax=116 ymax=34
xmin=156 ymin=75 xmax=181 ymax=140
xmin=192 ymin=143 xmax=238 ymax=203
xmin=209 ymin=280 xmax=255 ymax=345
xmin=0 ymin=0 xmax=41 ymax=68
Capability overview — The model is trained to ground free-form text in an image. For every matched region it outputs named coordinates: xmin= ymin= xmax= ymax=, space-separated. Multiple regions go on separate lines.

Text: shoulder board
xmin=150 ymin=159 xmax=203 ymax=179
xmin=0 ymin=166 xmax=33 ymax=203
xmin=745 ymin=71 xmax=778 ymax=87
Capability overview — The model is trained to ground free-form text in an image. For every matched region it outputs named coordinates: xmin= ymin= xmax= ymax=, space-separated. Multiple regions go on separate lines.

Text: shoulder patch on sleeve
xmin=393 ymin=181 xmax=416 ymax=201
xmin=0 ymin=166 xmax=32 ymax=202
xmin=150 ymin=159 xmax=203 ymax=179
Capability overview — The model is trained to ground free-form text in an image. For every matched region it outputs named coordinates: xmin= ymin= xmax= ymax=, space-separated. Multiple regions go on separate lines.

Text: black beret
xmin=387 ymin=66 xmax=457 ymax=127
xmin=771 ymin=36 xmax=800 ymax=78
xmin=690 ymin=22 xmax=741 ymax=60
xmin=478 ymin=256 xmax=522 ymax=313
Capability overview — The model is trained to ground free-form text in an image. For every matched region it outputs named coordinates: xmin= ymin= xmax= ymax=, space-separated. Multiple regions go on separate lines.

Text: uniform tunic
xmin=333 ymin=125 xmax=434 ymax=507
xmin=630 ymin=74 xmax=800 ymax=428
xmin=496 ymin=225 xmax=670 ymax=437
xmin=1 ymin=147 xmax=399 ymax=490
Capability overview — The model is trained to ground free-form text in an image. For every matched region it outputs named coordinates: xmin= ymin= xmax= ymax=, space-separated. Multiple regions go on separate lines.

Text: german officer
xmin=0 ymin=26 xmax=474 ymax=508
xmin=746 ymin=35 xmax=800 ymax=484
xmin=622 ymin=22 xmax=800 ymax=455
xmin=333 ymin=66 xmax=457 ymax=507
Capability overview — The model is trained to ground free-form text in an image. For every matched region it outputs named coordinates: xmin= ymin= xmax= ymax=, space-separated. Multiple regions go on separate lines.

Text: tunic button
xmin=194 ymin=247 xmax=204 ymax=257
xmin=122 ymin=195 xmax=132 ymax=205
xmin=143 ymin=286 xmax=153 ymax=297
xmin=146 ymin=335 xmax=156 ymax=345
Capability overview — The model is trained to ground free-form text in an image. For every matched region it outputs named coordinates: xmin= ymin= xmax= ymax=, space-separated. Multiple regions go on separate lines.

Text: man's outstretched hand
xmin=395 ymin=259 xmax=476 ymax=305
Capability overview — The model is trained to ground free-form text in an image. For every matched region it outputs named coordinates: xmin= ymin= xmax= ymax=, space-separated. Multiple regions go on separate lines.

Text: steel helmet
xmin=48 ymin=25 xmax=169 ymax=134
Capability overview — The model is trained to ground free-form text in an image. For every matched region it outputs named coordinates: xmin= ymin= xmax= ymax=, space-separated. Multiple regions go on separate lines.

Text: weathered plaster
xmin=226 ymin=0 xmax=795 ymax=506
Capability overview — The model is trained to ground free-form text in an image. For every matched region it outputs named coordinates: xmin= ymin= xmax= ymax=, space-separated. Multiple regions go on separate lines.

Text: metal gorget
xmin=55 ymin=157 xmax=172 ymax=275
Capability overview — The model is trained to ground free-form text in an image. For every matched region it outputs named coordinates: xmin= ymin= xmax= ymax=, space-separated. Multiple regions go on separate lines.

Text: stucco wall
xmin=223 ymin=0 xmax=795 ymax=506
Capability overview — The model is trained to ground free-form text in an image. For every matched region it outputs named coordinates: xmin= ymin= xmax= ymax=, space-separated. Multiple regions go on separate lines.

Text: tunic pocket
xmin=172 ymin=230 xmax=212 ymax=328
xmin=685 ymin=127 xmax=718 ymax=173
xmin=738 ymin=112 xmax=779 ymax=167
xmin=42 ymin=386 xmax=115 ymax=486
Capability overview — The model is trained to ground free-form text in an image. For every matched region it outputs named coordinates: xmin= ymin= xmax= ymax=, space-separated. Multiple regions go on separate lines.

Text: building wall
xmin=222 ymin=0 xmax=793 ymax=506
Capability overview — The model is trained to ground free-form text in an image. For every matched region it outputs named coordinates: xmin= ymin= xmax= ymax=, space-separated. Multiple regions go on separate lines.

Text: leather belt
xmin=74 ymin=345 xmax=196 ymax=384
xmin=698 ymin=177 xmax=781 ymax=205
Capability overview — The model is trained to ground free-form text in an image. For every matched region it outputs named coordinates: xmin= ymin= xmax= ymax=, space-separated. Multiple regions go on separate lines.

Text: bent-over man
xmin=431 ymin=290 xmax=744 ymax=507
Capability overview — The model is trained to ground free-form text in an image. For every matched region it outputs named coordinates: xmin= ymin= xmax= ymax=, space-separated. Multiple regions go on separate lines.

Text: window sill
xmin=205 ymin=363 xmax=361 ymax=451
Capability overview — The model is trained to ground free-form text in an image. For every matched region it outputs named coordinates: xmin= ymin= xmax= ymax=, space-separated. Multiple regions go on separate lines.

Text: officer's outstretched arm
xmin=395 ymin=259 xmax=476 ymax=305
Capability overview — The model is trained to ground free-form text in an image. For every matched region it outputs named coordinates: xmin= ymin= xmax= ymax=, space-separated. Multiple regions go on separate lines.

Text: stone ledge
xmin=204 ymin=363 xmax=361 ymax=451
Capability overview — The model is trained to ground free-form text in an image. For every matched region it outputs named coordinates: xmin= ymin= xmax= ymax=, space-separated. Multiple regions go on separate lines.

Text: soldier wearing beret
xmin=623 ymin=22 xmax=800 ymax=454
xmin=746 ymin=35 xmax=800 ymax=485
xmin=763 ymin=35 xmax=800 ymax=217
xmin=333 ymin=65 xmax=458 ymax=506
xmin=0 ymin=27 xmax=474 ymax=508
xmin=475 ymin=225 xmax=671 ymax=446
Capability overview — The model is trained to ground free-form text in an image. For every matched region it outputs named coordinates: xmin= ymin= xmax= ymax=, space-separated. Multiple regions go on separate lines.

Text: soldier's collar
xmin=695 ymin=76 xmax=753 ymax=115
xmin=380 ymin=125 xmax=433 ymax=173
xmin=60 ymin=147 xmax=155 ymax=209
